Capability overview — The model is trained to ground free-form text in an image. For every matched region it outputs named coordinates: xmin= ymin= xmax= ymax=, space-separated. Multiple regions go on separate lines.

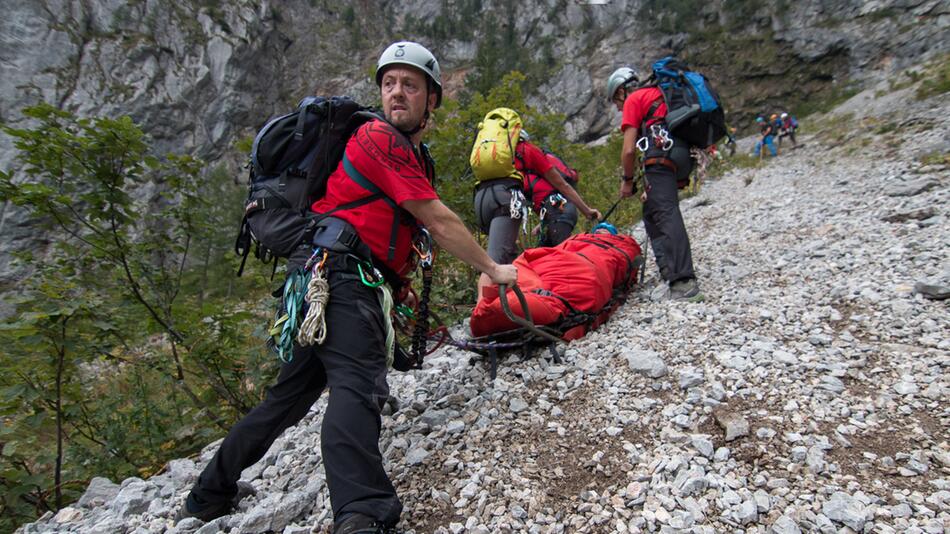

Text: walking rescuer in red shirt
xmin=180 ymin=42 xmax=518 ymax=534
xmin=518 ymin=131 xmax=593 ymax=247
xmin=606 ymin=66 xmax=700 ymax=300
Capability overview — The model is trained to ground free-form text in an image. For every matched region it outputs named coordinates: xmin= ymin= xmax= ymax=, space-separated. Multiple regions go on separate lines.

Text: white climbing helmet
xmin=376 ymin=41 xmax=443 ymax=108
xmin=606 ymin=67 xmax=640 ymax=102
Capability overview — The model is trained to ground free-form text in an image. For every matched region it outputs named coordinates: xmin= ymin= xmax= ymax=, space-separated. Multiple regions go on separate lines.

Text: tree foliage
xmin=0 ymin=103 xmax=275 ymax=530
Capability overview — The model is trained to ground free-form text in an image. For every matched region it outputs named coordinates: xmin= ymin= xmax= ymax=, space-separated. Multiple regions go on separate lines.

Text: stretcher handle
xmin=498 ymin=284 xmax=563 ymax=345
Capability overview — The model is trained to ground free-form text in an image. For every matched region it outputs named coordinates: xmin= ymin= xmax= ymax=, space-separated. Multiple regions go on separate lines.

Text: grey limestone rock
xmin=821 ymin=492 xmax=867 ymax=531
xmin=405 ymin=446 xmax=429 ymax=466
xmin=691 ymin=437 xmax=714 ymax=459
xmin=885 ymin=176 xmax=941 ymax=197
xmin=509 ymin=397 xmax=529 ymax=413
xmin=769 ymin=514 xmax=802 ymax=534
xmin=77 ymin=477 xmax=120 ymax=509
xmin=715 ymin=411 xmax=750 ymax=442
xmin=111 ymin=480 xmax=159 ymax=516
xmin=678 ymin=367 xmax=704 ymax=390
xmin=623 ymin=349 xmax=668 ymax=378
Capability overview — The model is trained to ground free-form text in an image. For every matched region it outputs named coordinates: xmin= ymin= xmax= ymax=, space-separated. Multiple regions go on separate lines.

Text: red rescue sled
xmin=470 ymin=233 xmax=643 ymax=341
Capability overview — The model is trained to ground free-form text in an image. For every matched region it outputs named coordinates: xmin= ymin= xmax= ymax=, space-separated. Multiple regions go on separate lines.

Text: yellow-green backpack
xmin=469 ymin=108 xmax=523 ymax=183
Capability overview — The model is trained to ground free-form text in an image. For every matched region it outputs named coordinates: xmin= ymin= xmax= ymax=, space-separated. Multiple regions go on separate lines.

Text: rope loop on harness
xmin=271 ymin=268 xmax=311 ymax=362
xmin=297 ymin=249 xmax=330 ymax=348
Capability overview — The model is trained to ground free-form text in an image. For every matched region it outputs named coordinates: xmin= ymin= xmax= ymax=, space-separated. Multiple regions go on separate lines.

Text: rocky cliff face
xmin=1 ymin=0 xmax=948 ymax=282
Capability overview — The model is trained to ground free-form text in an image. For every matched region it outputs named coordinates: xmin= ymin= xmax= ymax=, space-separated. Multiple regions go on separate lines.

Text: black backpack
xmin=234 ymin=96 xmax=380 ymax=275
xmin=643 ymin=57 xmax=727 ymax=149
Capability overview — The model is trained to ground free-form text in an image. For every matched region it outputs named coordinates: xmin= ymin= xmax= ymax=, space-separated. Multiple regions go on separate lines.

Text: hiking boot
xmin=333 ymin=513 xmax=401 ymax=534
xmin=669 ymin=278 xmax=701 ymax=301
xmin=177 ymin=481 xmax=256 ymax=523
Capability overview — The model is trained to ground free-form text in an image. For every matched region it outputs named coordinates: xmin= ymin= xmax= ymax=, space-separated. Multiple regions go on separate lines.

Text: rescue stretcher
xmin=423 ymin=233 xmax=646 ymax=378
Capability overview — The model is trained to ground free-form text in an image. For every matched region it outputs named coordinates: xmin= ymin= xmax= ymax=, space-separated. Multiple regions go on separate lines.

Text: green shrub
xmin=916 ymin=55 xmax=950 ymax=100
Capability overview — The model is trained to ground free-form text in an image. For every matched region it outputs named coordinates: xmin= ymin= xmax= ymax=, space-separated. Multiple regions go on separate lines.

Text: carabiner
xmin=412 ymin=228 xmax=433 ymax=269
xmin=637 ymin=136 xmax=649 ymax=152
xmin=357 ymin=262 xmax=385 ymax=288
xmin=316 ymin=249 xmax=329 ymax=271
xmin=395 ymin=303 xmax=415 ymax=319
xmin=304 ymin=247 xmax=325 ymax=272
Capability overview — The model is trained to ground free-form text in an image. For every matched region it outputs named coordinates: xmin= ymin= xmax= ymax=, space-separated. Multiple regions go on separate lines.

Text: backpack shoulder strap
xmin=340 ymin=154 xmax=403 ymax=262
xmin=525 ymin=172 xmax=546 ymax=201
xmin=640 ymin=97 xmax=665 ymax=132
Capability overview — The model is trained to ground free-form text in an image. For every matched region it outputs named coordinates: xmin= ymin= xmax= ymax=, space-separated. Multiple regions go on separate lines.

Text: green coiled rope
xmin=269 ymin=268 xmax=312 ymax=363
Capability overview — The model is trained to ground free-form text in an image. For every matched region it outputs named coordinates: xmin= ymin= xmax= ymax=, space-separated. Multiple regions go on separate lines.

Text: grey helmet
xmin=376 ymin=41 xmax=443 ymax=108
xmin=519 ymin=129 xmax=530 ymax=142
xmin=606 ymin=67 xmax=640 ymax=102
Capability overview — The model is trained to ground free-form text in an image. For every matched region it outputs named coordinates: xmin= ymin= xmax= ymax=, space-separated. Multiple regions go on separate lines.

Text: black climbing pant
xmin=187 ymin=252 xmax=401 ymax=526
xmin=642 ymin=141 xmax=696 ymax=284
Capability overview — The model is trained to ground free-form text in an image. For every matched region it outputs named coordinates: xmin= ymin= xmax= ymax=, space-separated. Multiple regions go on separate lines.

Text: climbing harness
xmin=539 ymin=193 xmax=566 ymax=219
xmin=637 ymin=124 xmax=677 ymax=182
xmin=538 ymin=193 xmax=568 ymax=241
xmin=638 ymin=123 xmax=674 ymax=153
xmin=297 ymin=249 xmax=330 ymax=348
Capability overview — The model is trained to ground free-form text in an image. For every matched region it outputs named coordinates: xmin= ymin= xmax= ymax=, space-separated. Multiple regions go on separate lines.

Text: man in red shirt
xmin=519 ymin=137 xmax=584 ymax=246
xmin=607 ymin=66 xmax=699 ymax=299
xmin=180 ymin=42 xmax=518 ymax=534
xmin=474 ymin=128 xmax=600 ymax=296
